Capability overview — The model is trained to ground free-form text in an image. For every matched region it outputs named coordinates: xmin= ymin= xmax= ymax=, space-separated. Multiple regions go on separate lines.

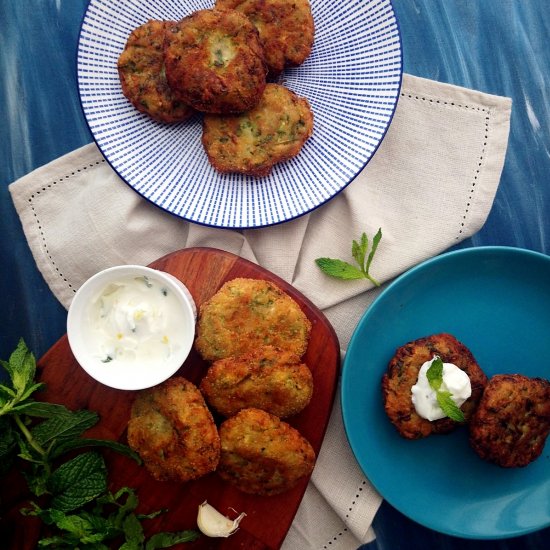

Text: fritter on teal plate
xmin=382 ymin=333 xmax=488 ymax=439
xmin=469 ymin=373 xmax=550 ymax=467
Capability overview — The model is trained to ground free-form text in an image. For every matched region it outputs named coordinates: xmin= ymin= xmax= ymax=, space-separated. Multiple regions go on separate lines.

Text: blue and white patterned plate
xmin=77 ymin=0 xmax=402 ymax=228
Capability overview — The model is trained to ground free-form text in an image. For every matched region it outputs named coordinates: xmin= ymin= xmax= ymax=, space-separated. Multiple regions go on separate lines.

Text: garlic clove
xmin=197 ymin=500 xmax=246 ymax=538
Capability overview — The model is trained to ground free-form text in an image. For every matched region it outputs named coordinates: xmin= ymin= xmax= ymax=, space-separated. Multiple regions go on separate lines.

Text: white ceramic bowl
xmin=67 ymin=265 xmax=196 ymax=390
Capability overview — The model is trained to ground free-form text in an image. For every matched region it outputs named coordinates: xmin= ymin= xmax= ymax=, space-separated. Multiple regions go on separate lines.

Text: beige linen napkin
xmin=10 ymin=74 xmax=511 ymax=549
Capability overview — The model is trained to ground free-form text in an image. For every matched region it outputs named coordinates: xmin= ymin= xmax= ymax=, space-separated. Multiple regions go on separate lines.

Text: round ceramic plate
xmin=76 ymin=0 xmax=402 ymax=228
xmin=341 ymin=246 xmax=550 ymax=539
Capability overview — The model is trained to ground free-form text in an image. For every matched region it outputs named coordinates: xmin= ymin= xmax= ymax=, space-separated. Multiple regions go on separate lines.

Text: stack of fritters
xmin=117 ymin=2 xmax=315 ymax=175
xmin=195 ymin=278 xmax=316 ymax=495
xmin=127 ymin=277 xmax=317 ymax=495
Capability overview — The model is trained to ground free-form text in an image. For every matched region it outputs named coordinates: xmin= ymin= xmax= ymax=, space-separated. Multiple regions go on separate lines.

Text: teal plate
xmin=341 ymin=246 xmax=550 ymax=539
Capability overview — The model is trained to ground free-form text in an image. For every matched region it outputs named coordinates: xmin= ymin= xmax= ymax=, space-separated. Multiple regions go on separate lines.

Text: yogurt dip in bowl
xmin=67 ymin=265 xmax=196 ymax=390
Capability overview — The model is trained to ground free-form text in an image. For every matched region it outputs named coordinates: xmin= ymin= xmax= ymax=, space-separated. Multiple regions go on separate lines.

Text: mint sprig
xmin=1 ymin=339 xmax=200 ymax=548
xmin=426 ymin=356 xmax=465 ymax=422
xmin=315 ymin=228 xmax=382 ymax=285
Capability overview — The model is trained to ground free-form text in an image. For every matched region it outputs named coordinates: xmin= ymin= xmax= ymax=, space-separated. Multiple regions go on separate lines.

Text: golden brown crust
xmin=217 ymin=408 xmax=316 ymax=495
xmin=164 ymin=9 xmax=267 ymax=113
xmin=215 ymin=0 xmax=315 ymax=76
xmin=127 ymin=377 xmax=220 ymax=482
xmin=382 ymin=333 xmax=488 ymax=439
xmin=469 ymin=374 xmax=550 ymax=467
xmin=202 ymin=83 xmax=313 ymax=176
xmin=117 ymin=20 xmax=194 ymax=123
xmin=200 ymin=344 xmax=313 ymax=418
xmin=195 ymin=277 xmax=311 ymax=361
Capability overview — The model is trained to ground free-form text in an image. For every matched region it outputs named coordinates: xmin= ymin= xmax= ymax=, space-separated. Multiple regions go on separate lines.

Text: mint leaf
xmin=11 ymin=401 xmax=68 ymax=418
xmin=315 ymin=258 xmax=366 ymax=280
xmin=31 ymin=409 xmax=98 ymax=447
xmin=2 ymin=339 xmax=36 ymax=396
xmin=145 ymin=531 xmax=201 ymax=549
xmin=49 ymin=437 xmax=141 ymax=463
xmin=122 ymin=512 xmax=145 ymax=545
xmin=17 ymin=382 xmax=46 ymax=403
xmin=316 ymin=229 xmax=383 ymax=285
xmin=48 ymin=452 xmax=108 ymax=512
xmin=48 ymin=509 xmax=95 ymax=537
xmin=436 ymin=391 xmax=465 ymax=422
xmin=426 ymin=357 xmax=466 ymax=422
xmin=3 ymin=339 xmax=36 ymax=395
xmin=0 ymin=382 xmax=16 ymax=402
xmin=426 ymin=356 xmax=443 ymax=391
xmin=366 ymin=228 xmax=382 ymax=273
xmin=351 ymin=233 xmax=368 ymax=269
xmin=0 ymin=340 xmax=44 ymax=417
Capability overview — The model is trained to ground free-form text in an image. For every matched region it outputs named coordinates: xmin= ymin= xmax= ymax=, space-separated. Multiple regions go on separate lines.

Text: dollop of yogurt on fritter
xmin=411 ymin=356 xmax=471 ymax=420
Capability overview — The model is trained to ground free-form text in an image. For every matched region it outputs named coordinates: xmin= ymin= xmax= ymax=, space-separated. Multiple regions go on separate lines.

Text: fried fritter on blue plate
xmin=382 ymin=333 xmax=488 ymax=440
xmin=164 ymin=9 xmax=267 ymax=113
xmin=201 ymin=83 xmax=313 ymax=176
xmin=117 ymin=20 xmax=194 ymax=123
xmin=215 ymin=0 xmax=315 ymax=76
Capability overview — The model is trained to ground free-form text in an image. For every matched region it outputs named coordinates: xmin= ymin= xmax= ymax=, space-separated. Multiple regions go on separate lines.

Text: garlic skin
xmin=197 ymin=500 xmax=246 ymax=538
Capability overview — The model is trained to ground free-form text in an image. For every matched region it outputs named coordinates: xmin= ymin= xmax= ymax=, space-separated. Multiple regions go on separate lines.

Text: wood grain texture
xmin=1 ymin=248 xmax=340 ymax=549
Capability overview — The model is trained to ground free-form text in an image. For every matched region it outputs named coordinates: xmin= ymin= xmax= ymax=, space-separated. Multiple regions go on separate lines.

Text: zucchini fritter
xmin=202 ymin=83 xmax=313 ymax=176
xmin=215 ymin=0 xmax=315 ymax=76
xmin=164 ymin=9 xmax=267 ymax=113
xmin=127 ymin=377 xmax=220 ymax=482
xmin=117 ymin=20 xmax=194 ymax=123
xmin=469 ymin=374 xmax=550 ymax=467
xmin=200 ymin=345 xmax=314 ymax=418
xmin=218 ymin=408 xmax=316 ymax=495
xmin=382 ymin=333 xmax=488 ymax=439
xmin=195 ymin=278 xmax=311 ymax=361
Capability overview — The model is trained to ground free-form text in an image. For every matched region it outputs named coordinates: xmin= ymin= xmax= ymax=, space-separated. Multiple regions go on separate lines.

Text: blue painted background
xmin=1 ymin=1 xmax=548 ymax=548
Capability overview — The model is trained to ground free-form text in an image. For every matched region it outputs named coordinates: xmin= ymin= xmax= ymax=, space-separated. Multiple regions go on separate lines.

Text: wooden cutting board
xmin=1 ymin=247 xmax=340 ymax=549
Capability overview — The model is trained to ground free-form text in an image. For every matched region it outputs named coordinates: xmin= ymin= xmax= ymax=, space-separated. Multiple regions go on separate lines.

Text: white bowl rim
xmin=67 ymin=265 xmax=196 ymax=390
